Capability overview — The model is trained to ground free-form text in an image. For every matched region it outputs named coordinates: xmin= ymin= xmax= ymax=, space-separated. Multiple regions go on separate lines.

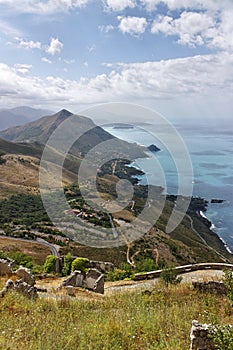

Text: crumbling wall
xmin=190 ymin=320 xmax=216 ymax=350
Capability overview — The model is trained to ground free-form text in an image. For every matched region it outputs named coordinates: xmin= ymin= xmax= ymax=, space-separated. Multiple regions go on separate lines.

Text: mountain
xmin=0 ymin=106 xmax=53 ymax=131
xmin=0 ymin=109 xmax=146 ymax=158
xmin=0 ymin=109 xmax=147 ymax=198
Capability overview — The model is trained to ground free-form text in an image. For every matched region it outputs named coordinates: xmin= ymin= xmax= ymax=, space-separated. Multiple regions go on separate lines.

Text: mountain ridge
xmin=0 ymin=106 xmax=53 ymax=131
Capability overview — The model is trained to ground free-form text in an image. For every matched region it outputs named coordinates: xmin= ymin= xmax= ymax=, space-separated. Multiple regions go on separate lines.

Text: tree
xmin=62 ymin=252 xmax=74 ymax=276
xmin=71 ymin=257 xmax=89 ymax=272
xmin=44 ymin=255 xmax=57 ymax=274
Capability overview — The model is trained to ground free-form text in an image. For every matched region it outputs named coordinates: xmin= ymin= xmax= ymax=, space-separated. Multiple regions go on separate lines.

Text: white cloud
xmin=118 ymin=16 xmax=147 ymax=35
xmin=63 ymin=59 xmax=75 ymax=64
xmin=46 ymin=37 xmax=63 ymax=55
xmin=140 ymin=0 xmax=230 ymax=12
xmin=18 ymin=38 xmax=42 ymax=50
xmin=150 ymin=9 xmax=233 ymax=51
xmin=0 ymin=19 xmax=22 ymax=37
xmin=13 ymin=63 xmax=32 ymax=74
xmin=139 ymin=0 xmax=160 ymax=11
xmin=103 ymin=0 xmax=135 ymax=11
xmin=0 ymin=0 xmax=92 ymax=14
xmin=0 ymin=52 xmax=232 ymax=110
xmin=41 ymin=57 xmax=52 ymax=64
xmin=99 ymin=24 xmax=114 ymax=33
xmin=87 ymin=45 xmax=96 ymax=53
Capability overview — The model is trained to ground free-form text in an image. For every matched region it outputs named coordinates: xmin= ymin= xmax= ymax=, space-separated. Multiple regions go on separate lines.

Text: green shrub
xmin=44 ymin=255 xmax=57 ymax=274
xmin=160 ymin=267 xmax=182 ymax=286
xmin=62 ymin=252 xmax=74 ymax=276
xmin=223 ymin=269 xmax=233 ymax=305
xmin=135 ymin=258 xmax=158 ymax=273
xmin=105 ymin=268 xmax=132 ymax=282
xmin=210 ymin=325 xmax=233 ymax=350
xmin=71 ymin=257 xmax=89 ymax=272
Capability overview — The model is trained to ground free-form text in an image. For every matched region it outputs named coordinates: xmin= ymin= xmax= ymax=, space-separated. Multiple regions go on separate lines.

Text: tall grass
xmin=0 ymin=283 xmax=232 ymax=350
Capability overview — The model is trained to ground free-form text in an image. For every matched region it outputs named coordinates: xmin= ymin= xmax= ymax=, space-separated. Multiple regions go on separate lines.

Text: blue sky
xmin=0 ymin=0 xmax=233 ymax=123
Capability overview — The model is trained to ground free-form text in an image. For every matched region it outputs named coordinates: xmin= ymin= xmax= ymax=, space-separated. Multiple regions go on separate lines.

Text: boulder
xmin=66 ymin=286 xmax=75 ymax=296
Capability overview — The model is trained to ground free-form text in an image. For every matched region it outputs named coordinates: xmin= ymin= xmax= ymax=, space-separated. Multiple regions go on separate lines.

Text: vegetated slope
xmin=0 ymin=138 xmax=43 ymax=158
xmin=0 ymin=106 xmax=52 ymax=130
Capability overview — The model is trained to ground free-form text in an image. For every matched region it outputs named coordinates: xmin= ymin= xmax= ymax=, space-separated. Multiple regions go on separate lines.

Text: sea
xmin=103 ymin=123 xmax=233 ymax=252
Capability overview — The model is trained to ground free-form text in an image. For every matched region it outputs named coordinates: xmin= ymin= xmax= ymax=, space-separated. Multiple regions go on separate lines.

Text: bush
xmin=44 ymin=255 xmax=57 ymax=274
xmin=105 ymin=268 xmax=132 ymax=282
xmin=160 ymin=267 xmax=182 ymax=286
xmin=71 ymin=257 xmax=89 ymax=273
xmin=135 ymin=258 xmax=158 ymax=273
xmin=223 ymin=269 xmax=233 ymax=305
xmin=62 ymin=252 xmax=74 ymax=276
xmin=210 ymin=325 xmax=233 ymax=350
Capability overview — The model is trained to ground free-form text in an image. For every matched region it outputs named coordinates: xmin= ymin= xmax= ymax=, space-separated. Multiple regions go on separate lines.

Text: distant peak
xmin=57 ymin=109 xmax=73 ymax=118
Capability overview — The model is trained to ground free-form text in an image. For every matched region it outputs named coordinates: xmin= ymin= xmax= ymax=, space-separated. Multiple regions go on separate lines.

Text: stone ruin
xmin=190 ymin=320 xmax=216 ymax=350
xmin=192 ymin=281 xmax=227 ymax=295
xmin=0 ymin=259 xmax=13 ymax=275
xmin=0 ymin=277 xmax=37 ymax=299
xmin=15 ymin=266 xmax=36 ymax=286
xmin=87 ymin=260 xmax=114 ymax=273
xmin=62 ymin=269 xmax=104 ymax=294
xmin=0 ymin=266 xmax=37 ymax=299
xmin=0 ymin=262 xmax=38 ymax=299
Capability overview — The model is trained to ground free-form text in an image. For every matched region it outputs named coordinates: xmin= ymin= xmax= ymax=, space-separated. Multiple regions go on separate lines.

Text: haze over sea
xmin=104 ymin=123 xmax=233 ymax=252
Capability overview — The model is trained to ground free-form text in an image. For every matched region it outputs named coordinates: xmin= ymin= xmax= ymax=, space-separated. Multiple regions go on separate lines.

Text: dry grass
xmin=0 ymin=237 xmax=51 ymax=264
xmin=0 ymin=280 xmax=232 ymax=350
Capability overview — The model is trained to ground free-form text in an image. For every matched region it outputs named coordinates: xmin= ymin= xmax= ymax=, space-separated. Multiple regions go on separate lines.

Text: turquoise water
xmin=103 ymin=124 xmax=233 ymax=251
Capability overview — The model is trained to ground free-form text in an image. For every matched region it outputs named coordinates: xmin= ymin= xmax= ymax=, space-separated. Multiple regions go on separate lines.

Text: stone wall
xmin=192 ymin=281 xmax=226 ymax=295
xmin=62 ymin=269 xmax=104 ymax=294
xmin=190 ymin=320 xmax=216 ymax=350
xmin=0 ymin=259 xmax=12 ymax=275
xmin=0 ymin=279 xmax=38 ymax=299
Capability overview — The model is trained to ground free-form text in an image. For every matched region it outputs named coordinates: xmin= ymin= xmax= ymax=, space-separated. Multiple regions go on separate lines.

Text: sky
xmin=0 ymin=0 xmax=233 ymax=123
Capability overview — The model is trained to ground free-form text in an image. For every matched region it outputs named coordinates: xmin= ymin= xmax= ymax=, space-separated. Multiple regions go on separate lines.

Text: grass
xmin=0 ymin=282 xmax=232 ymax=350
xmin=0 ymin=237 xmax=50 ymax=265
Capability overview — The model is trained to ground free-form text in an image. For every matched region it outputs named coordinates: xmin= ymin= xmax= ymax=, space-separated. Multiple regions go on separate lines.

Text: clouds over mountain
xmin=0 ymin=52 xmax=232 ymax=109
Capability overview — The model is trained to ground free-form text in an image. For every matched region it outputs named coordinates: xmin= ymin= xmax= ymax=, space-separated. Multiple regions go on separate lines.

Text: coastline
xmin=200 ymin=210 xmax=233 ymax=254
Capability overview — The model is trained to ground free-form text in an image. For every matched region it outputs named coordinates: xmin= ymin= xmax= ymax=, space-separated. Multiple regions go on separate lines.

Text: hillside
xmin=0 ymin=109 xmax=147 ymax=198
xmin=0 ymin=106 xmax=52 ymax=130
xmin=0 ymin=109 xmax=146 ymax=158
xmin=0 ymin=108 xmax=232 ymax=269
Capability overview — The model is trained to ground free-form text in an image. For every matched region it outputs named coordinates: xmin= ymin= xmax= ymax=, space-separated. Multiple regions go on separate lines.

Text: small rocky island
xmin=147 ymin=144 xmax=161 ymax=152
xmin=211 ymin=199 xmax=225 ymax=204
